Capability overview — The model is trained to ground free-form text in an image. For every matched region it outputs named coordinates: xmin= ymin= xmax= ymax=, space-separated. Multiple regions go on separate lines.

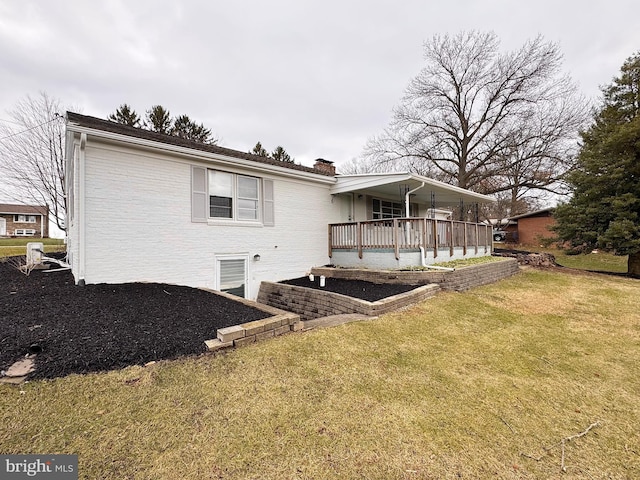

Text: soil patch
xmin=1 ymin=258 xmax=270 ymax=380
xmin=281 ymin=277 xmax=416 ymax=302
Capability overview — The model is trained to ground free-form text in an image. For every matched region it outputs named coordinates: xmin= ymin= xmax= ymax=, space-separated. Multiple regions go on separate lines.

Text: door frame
xmin=215 ymin=253 xmax=250 ymax=299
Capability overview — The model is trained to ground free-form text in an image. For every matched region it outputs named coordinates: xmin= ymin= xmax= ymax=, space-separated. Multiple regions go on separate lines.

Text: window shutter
xmin=191 ymin=166 xmax=207 ymax=223
xmin=263 ymin=179 xmax=275 ymax=226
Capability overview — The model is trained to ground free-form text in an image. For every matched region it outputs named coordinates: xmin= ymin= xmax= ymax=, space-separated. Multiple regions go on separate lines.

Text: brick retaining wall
xmin=310 ymin=257 xmax=519 ymax=292
xmin=257 ymin=282 xmax=440 ymax=321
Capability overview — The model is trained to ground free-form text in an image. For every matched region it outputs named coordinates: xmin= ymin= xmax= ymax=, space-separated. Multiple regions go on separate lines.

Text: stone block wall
xmin=201 ymin=288 xmax=301 ymax=352
xmin=311 ymin=257 xmax=519 ymax=292
xmin=257 ymin=282 xmax=440 ymax=321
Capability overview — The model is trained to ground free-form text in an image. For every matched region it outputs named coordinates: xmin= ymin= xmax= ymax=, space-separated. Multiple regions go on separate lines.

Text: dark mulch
xmin=0 ymin=259 xmax=270 ymax=380
xmin=281 ymin=276 xmax=417 ymax=302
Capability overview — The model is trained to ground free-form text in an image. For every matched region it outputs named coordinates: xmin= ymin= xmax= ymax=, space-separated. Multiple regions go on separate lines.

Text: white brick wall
xmin=69 ymin=137 xmax=343 ymax=299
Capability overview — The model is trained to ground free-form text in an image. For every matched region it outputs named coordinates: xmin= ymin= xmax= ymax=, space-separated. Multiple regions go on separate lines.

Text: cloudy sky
xmin=1 ymin=0 xmax=638 ymax=172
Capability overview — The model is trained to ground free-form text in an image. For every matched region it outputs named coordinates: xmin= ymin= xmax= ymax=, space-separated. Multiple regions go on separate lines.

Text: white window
xmin=14 ymin=215 xmax=37 ymax=223
xmin=372 ymin=199 xmax=416 ymax=219
xmin=209 ymin=171 xmax=234 ymax=218
xmin=216 ymin=255 xmax=248 ymax=298
xmin=192 ymin=166 xmax=274 ymax=226
xmin=208 ymin=170 xmax=260 ymax=221
xmin=15 ymin=229 xmax=36 ymax=236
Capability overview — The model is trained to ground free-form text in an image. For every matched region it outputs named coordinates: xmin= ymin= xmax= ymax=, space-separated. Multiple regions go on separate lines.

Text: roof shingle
xmin=66 ymin=112 xmax=334 ymax=177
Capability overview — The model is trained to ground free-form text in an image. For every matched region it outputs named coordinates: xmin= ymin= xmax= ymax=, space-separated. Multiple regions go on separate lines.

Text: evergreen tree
xmin=251 ymin=141 xmax=269 ymax=157
xmin=554 ymin=52 xmax=640 ymax=276
xmin=172 ymin=114 xmax=215 ymax=144
xmin=144 ymin=105 xmax=172 ymax=134
xmin=271 ymin=146 xmax=293 ymax=162
xmin=108 ymin=104 xmax=141 ymax=127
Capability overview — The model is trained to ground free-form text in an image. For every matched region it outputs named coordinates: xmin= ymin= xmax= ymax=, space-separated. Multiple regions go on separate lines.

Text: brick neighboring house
xmin=508 ymin=208 xmax=556 ymax=246
xmin=0 ymin=204 xmax=49 ymax=238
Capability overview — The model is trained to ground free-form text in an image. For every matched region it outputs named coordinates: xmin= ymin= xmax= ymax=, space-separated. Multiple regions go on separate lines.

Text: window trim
xmin=191 ymin=165 xmax=274 ymax=227
xmin=14 ymin=214 xmax=37 ymax=223
xmin=371 ymin=198 xmax=418 ymax=219
xmin=215 ymin=253 xmax=249 ymax=299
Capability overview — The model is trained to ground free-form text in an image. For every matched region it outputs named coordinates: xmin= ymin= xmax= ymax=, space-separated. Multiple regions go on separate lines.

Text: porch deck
xmin=328 ymin=218 xmax=492 ymax=268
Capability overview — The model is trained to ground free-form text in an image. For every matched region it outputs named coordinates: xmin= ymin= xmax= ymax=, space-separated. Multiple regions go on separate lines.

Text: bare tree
xmin=365 ymin=31 xmax=589 ymax=208
xmin=0 ymin=92 xmax=69 ymax=231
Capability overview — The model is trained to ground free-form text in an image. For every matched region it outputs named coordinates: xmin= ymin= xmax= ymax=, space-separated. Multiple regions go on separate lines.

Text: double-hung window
xmin=192 ymin=165 xmax=273 ymax=225
xmin=209 ymin=171 xmax=234 ymax=218
xmin=208 ymin=171 xmax=260 ymax=221
xmin=14 ymin=215 xmax=37 ymax=223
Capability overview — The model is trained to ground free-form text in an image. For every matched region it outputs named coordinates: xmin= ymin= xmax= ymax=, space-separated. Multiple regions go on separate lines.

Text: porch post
xmin=358 ymin=222 xmax=363 ymax=259
xmin=433 ymin=219 xmax=438 ymax=258
xmin=449 ymin=219 xmax=454 ymax=257
xmin=475 ymin=223 xmax=479 ymax=255
xmin=393 ymin=219 xmax=400 ymax=260
xmin=463 ymin=222 xmax=467 ymax=256
xmin=328 ymin=224 xmax=333 ymax=258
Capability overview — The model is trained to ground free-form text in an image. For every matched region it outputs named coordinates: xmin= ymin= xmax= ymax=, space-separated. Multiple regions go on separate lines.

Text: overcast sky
xmin=1 ymin=0 xmax=639 ymax=172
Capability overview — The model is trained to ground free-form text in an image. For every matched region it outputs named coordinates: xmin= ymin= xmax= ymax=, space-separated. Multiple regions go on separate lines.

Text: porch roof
xmin=331 ymin=173 xmax=494 ymax=207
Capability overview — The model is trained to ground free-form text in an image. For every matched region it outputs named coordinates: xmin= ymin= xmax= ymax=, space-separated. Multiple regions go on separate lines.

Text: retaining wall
xmin=311 ymin=257 xmax=520 ymax=292
xmin=257 ymin=282 xmax=440 ymax=321
xmin=202 ymin=288 xmax=301 ymax=352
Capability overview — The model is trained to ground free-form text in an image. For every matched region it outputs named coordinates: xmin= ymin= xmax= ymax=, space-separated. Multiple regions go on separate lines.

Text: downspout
xmin=405 ymin=182 xmax=454 ymax=271
xmin=78 ymin=132 xmax=87 ymax=286
xmin=419 ymin=246 xmax=455 ymax=271
xmin=405 ymin=183 xmax=425 ymax=217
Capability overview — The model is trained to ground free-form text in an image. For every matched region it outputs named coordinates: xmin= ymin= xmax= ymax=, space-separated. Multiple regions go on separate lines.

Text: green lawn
xmin=1 ymin=268 xmax=638 ymax=479
xmin=0 ymin=237 xmax=65 ymax=258
xmin=522 ymin=245 xmax=628 ymax=273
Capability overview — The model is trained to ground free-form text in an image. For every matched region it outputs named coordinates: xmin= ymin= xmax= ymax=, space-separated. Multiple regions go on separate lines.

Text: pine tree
xmin=554 ymin=52 xmax=640 ymax=276
xmin=108 ymin=104 xmax=141 ymax=127
xmin=172 ymin=114 xmax=215 ymax=144
xmin=144 ymin=105 xmax=172 ymax=134
xmin=251 ymin=141 xmax=269 ymax=157
xmin=271 ymin=146 xmax=293 ymax=162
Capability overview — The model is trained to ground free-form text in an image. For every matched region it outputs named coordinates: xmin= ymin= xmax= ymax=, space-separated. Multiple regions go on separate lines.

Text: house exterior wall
xmin=517 ymin=215 xmax=556 ymax=246
xmin=67 ymin=135 xmax=342 ymax=299
xmin=0 ymin=211 xmax=48 ymax=237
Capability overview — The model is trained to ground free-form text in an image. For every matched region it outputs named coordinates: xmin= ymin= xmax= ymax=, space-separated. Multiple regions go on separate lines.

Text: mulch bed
xmin=0 ymin=258 xmax=270 ymax=380
xmin=281 ymin=276 xmax=416 ymax=302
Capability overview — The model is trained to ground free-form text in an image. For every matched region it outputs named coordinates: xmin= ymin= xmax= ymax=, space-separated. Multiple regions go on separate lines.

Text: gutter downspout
xmin=78 ymin=132 xmax=87 ymax=286
xmin=404 ymin=182 xmax=454 ymax=271
xmin=405 ymin=183 xmax=425 ymax=217
xmin=419 ymin=246 xmax=455 ymax=271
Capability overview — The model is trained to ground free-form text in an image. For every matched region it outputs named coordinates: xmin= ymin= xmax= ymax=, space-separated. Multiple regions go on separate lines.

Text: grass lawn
xmin=510 ymin=244 xmax=629 ymax=274
xmin=1 ymin=268 xmax=639 ymax=479
xmin=0 ymin=237 xmax=65 ymax=258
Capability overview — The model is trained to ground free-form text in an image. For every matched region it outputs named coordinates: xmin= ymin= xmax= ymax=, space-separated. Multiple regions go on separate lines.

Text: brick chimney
xmin=313 ymin=158 xmax=336 ymax=176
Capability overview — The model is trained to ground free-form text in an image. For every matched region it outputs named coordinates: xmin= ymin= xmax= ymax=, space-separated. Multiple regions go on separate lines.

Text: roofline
xmin=333 ymin=172 xmax=495 ymax=203
xmin=66 ymin=112 xmax=337 ymax=184
xmin=508 ymin=207 xmax=555 ymax=220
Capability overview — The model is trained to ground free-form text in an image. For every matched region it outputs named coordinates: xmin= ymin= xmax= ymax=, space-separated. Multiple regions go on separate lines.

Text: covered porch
xmin=328 ymin=172 xmax=494 ymax=269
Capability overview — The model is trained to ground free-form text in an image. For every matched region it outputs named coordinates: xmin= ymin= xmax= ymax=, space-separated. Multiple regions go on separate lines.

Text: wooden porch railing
xmin=328 ymin=218 xmax=492 ymax=260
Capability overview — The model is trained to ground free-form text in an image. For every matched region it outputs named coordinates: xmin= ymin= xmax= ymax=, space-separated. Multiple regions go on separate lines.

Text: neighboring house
xmin=0 ymin=203 xmax=49 ymax=238
xmin=65 ymin=112 xmax=495 ymax=300
xmin=508 ymin=208 xmax=556 ymax=246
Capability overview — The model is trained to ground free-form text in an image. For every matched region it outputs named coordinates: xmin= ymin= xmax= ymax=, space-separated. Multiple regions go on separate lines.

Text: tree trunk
xmin=628 ymin=252 xmax=640 ymax=278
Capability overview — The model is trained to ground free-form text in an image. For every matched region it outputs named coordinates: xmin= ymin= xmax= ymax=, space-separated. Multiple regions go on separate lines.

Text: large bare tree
xmin=365 ymin=31 xmax=589 ymax=212
xmin=0 ymin=92 xmax=68 ymax=231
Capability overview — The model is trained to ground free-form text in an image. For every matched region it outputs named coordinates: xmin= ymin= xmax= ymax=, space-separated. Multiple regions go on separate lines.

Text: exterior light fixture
xmin=253 ymin=254 xmax=261 ymax=261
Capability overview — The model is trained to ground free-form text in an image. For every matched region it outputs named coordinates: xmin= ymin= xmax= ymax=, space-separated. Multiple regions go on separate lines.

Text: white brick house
xmin=65 ymin=112 xmax=494 ymax=299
